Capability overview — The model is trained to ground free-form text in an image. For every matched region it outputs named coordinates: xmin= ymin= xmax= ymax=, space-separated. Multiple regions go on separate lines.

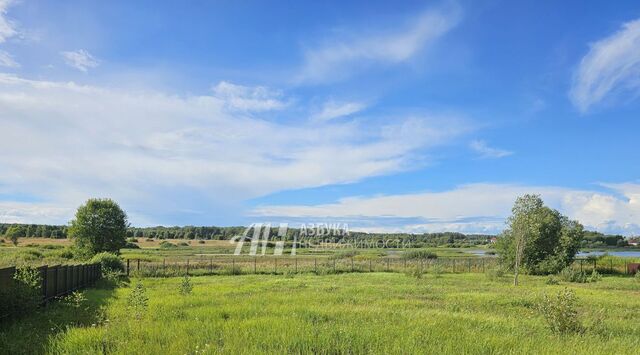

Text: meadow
xmin=1 ymin=271 xmax=639 ymax=354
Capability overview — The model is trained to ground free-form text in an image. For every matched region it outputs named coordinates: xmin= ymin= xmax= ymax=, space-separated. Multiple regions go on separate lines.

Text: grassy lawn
xmin=2 ymin=272 xmax=639 ymax=354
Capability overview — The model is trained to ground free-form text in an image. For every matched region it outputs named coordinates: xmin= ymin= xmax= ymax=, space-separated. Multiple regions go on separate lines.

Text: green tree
xmin=5 ymin=225 xmax=26 ymax=246
xmin=496 ymin=194 xmax=583 ymax=285
xmin=68 ymin=198 xmax=129 ymax=256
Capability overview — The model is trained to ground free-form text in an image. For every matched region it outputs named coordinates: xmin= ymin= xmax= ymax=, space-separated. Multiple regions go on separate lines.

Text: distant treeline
xmin=1 ymin=223 xmax=633 ymax=248
xmin=0 ymin=223 xmax=493 ymax=246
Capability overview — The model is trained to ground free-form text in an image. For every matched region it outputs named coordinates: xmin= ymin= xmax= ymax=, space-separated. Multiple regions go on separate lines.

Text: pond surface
xmin=577 ymin=251 xmax=640 ymax=258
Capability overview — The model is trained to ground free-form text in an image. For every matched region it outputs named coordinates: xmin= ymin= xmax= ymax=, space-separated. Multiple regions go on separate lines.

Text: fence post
xmin=580 ymin=259 xmax=583 ymax=273
xmin=482 ymin=259 xmax=485 ymax=273
xmin=452 ymin=259 xmax=456 ymax=273
xmin=333 ymin=258 xmax=336 ymax=273
xmin=254 ymin=257 xmax=257 ymax=274
xmin=610 ymin=259 xmax=613 ymax=273
xmin=315 ymin=258 xmax=318 ymax=273
xmin=275 ymin=258 xmax=277 ymax=273
xmin=351 ymin=257 xmax=354 ymax=272
xmin=186 ymin=259 xmax=190 ymax=275
xmin=468 ymin=259 xmax=471 ymax=273
xmin=137 ymin=259 xmax=140 ymax=272
xmin=41 ymin=265 xmax=48 ymax=303
xmin=386 ymin=258 xmax=390 ymax=272
xmin=127 ymin=259 xmax=130 ymax=276
xmin=369 ymin=259 xmax=372 ymax=272
xmin=295 ymin=257 xmax=298 ymax=273
xmin=53 ymin=266 xmax=58 ymax=297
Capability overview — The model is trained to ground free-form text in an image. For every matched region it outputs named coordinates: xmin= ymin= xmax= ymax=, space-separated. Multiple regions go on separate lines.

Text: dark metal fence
xmin=0 ymin=263 xmax=101 ymax=303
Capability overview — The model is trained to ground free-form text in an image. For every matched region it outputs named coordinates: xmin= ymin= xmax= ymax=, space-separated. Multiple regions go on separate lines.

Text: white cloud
xmin=296 ymin=3 xmax=461 ymax=83
xmin=61 ymin=49 xmax=100 ymax=72
xmin=570 ymin=18 xmax=640 ymax=112
xmin=0 ymin=201 xmax=73 ymax=225
xmin=252 ymin=183 xmax=640 ymax=235
xmin=0 ymin=74 xmax=469 ymax=225
xmin=0 ymin=0 xmax=17 ymax=43
xmin=0 ymin=49 xmax=17 ymax=67
xmin=469 ymin=140 xmax=513 ymax=159
xmin=212 ymin=81 xmax=288 ymax=112
xmin=312 ymin=100 xmax=366 ymax=121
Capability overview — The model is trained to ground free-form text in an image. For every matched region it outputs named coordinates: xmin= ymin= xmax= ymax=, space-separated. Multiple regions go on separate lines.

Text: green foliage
xmin=68 ymin=198 xmax=128 ymax=257
xmin=402 ymin=249 xmax=437 ymax=260
xmin=496 ymin=195 xmax=584 ymax=275
xmin=5 ymin=225 xmax=26 ymax=246
xmin=63 ymin=291 xmax=87 ymax=309
xmin=179 ymin=275 xmax=193 ymax=295
xmin=159 ymin=241 xmax=177 ymax=249
xmin=485 ymin=267 xmax=505 ymax=281
xmin=406 ymin=266 xmax=425 ymax=279
xmin=558 ymin=267 xmax=589 ymax=283
xmin=89 ymin=252 xmax=124 ymax=274
xmin=127 ymin=281 xmax=148 ymax=320
xmin=431 ymin=263 xmax=443 ymax=278
xmin=537 ymin=288 xmax=582 ymax=334
xmin=0 ymin=266 xmax=42 ymax=321
xmin=545 ymin=276 xmax=560 ymax=285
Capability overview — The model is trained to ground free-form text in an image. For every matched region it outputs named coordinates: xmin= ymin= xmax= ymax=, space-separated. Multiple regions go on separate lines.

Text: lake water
xmin=577 ymin=251 xmax=640 ymax=258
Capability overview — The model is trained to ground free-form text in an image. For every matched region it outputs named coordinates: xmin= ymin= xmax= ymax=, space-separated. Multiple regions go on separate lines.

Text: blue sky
xmin=1 ymin=0 xmax=640 ymax=235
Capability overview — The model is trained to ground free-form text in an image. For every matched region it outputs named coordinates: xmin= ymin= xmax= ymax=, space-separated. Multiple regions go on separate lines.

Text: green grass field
xmin=2 ymin=272 xmax=639 ymax=354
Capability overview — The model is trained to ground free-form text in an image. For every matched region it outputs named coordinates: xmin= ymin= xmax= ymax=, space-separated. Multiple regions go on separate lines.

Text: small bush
xmin=159 ymin=241 xmax=177 ymax=249
xmin=197 ymin=239 xmax=206 ymax=244
xmin=0 ymin=266 xmax=42 ymax=321
xmin=402 ymin=250 xmax=438 ymax=260
xmin=537 ymin=288 xmax=582 ymax=335
xmin=123 ymin=242 xmax=140 ymax=249
xmin=587 ymin=270 xmax=602 ymax=283
xmin=545 ymin=276 xmax=560 ymax=285
xmin=127 ymin=238 xmax=138 ymax=243
xmin=179 ymin=275 xmax=193 ymax=295
xmin=177 ymin=242 xmax=189 ymax=247
xmin=558 ymin=267 xmax=589 ymax=283
xmin=127 ymin=281 xmax=149 ymax=320
xmin=63 ymin=291 xmax=87 ymax=309
xmin=90 ymin=252 xmax=125 ymax=274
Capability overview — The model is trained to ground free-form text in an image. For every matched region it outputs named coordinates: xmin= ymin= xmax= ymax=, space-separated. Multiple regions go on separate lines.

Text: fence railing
xmin=124 ymin=256 xmax=640 ymax=277
xmin=0 ymin=263 xmax=102 ymax=303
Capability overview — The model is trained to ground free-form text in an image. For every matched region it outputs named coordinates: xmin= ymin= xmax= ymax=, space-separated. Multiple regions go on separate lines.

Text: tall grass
xmin=1 ymin=273 xmax=634 ymax=354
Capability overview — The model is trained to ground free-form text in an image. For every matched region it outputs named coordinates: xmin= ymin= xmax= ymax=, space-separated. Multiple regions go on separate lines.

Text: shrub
xmin=558 ymin=267 xmax=589 ymax=283
xmin=159 ymin=241 xmax=177 ymax=249
xmin=127 ymin=238 xmax=138 ymax=243
xmin=330 ymin=250 xmax=358 ymax=260
xmin=63 ymin=291 xmax=87 ymax=309
xmin=545 ymin=276 xmax=560 ymax=285
xmin=127 ymin=281 xmax=149 ymax=320
xmin=177 ymin=242 xmax=189 ymax=247
xmin=90 ymin=252 xmax=125 ymax=274
xmin=123 ymin=242 xmax=140 ymax=249
xmin=179 ymin=275 xmax=193 ymax=295
xmin=402 ymin=250 xmax=438 ymax=260
xmin=537 ymin=288 xmax=582 ymax=334
xmin=197 ymin=239 xmax=206 ymax=244
xmin=587 ymin=270 xmax=602 ymax=283
xmin=0 ymin=266 xmax=42 ymax=321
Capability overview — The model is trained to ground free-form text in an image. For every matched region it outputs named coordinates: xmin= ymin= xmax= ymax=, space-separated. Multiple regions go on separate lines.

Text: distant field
xmin=1 ymin=273 xmax=639 ymax=354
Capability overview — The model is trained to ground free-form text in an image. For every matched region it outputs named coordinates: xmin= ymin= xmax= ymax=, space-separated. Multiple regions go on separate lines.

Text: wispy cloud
xmin=252 ymin=182 xmax=640 ymax=235
xmin=312 ymin=100 xmax=366 ymax=121
xmin=0 ymin=74 xmax=469 ymax=225
xmin=469 ymin=140 xmax=513 ymax=159
xmin=296 ymin=3 xmax=461 ymax=84
xmin=570 ymin=18 xmax=640 ymax=112
xmin=0 ymin=49 xmax=17 ymax=67
xmin=212 ymin=81 xmax=288 ymax=112
xmin=61 ymin=49 xmax=100 ymax=72
xmin=0 ymin=0 xmax=18 ymax=43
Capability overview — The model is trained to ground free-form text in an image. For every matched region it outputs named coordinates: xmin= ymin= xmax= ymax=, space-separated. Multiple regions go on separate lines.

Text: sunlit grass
xmin=11 ymin=273 xmax=637 ymax=354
